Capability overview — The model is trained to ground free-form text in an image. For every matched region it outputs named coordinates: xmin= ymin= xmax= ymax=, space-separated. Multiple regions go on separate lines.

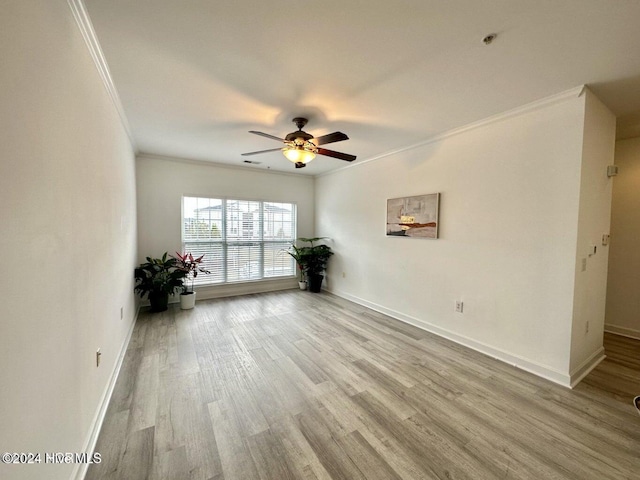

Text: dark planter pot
xmin=307 ymin=273 xmax=324 ymax=293
xmin=148 ymin=291 xmax=169 ymax=312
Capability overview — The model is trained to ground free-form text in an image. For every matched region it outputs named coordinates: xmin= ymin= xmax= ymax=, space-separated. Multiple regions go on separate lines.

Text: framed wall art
xmin=386 ymin=193 xmax=440 ymax=239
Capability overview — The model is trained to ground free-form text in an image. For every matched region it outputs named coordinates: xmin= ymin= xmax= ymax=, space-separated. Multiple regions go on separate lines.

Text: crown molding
xmin=136 ymin=152 xmax=311 ymax=179
xmin=66 ymin=0 xmax=137 ymax=151
xmin=317 ymin=85 xmax=587 ymax=178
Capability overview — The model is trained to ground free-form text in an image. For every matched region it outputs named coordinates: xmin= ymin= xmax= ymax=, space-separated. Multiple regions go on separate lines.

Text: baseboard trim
xmin=72 ymin=305 xmax=139 ymax=480
xmin=328 ymin=288 xmax=572 ymax=388
xmin=604 ymin=324 xmax=640 ymax=340
xmin=184 ymin=278 xmax=298 ymax=302
xmin=137 ymin=279 xmax=299 ymax=309
xmin=569 ymin=347 xmax=606 ymax=388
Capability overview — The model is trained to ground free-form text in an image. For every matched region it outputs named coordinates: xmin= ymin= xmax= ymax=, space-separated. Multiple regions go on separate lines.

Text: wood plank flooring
xmin=86 ymin=291 xmax=640 ymax=480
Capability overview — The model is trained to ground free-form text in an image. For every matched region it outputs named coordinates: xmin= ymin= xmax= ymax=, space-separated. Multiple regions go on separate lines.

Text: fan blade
xmin=241 ymin=148 xmax=283 ymax=156
xmin=314 ymin=131 xmax=348 ymax=145
xmin=249 ymin=131 xmax=285 ymax=142
xmin=317 ymin=148 xmax=356 ymax=162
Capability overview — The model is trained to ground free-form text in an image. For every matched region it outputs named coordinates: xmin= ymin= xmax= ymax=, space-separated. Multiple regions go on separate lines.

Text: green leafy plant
xmin=297 ymin=237 xmax=333 ymax=276
xmin=286 ymin=244 xmax=309 ymax=282
xmin=291 ymin=237 xmax=333 ymax=292
xmin=134 ymin=253 xmax=186 ymax=312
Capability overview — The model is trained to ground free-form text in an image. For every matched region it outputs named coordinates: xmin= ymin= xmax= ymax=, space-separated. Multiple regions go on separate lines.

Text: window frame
xmin=182 ymin=195 xmax=297 ymax=286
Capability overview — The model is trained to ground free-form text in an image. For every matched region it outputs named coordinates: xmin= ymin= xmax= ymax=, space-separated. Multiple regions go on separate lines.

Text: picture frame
xmin=386 ymin=193 xmax=440 ymax=239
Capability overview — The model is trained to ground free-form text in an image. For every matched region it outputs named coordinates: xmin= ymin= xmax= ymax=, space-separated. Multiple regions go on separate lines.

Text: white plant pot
xmin=180 ymin=292 xmax=196 ymax=310
xmin=298 ymin=281 xmax=307 ymax=290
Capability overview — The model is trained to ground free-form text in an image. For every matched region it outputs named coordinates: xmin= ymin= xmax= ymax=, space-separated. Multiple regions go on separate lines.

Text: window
xmin=182 ymin=196 xmax=296 ymax=285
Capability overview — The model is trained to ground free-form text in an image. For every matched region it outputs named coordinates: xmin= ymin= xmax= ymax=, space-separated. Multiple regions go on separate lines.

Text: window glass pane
xmin=263 ymin=202 xmax=295 ymax=240
xmin=264 ymin=242 xmax=295 ymax=278
xmin=226 ymin=243 xmax=262 ymax=282
xmin=184 ymin=197 xmax=223 ymax=241
xmin=226 ymin=200 xmax=261 ymax=242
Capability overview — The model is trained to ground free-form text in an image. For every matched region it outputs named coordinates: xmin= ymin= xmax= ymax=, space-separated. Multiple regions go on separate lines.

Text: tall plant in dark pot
xmin=134 ymin=253 xmax=186 ymax=312
xmin=298 ymin=237 xmax=333 ymax=293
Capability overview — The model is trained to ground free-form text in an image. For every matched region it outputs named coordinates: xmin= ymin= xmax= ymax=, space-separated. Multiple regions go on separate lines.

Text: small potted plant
xmin=173 ymin=252 xmax=211 ymax=309
xmin=297 ymin=237 xmax=333 ymax=293
xmin=286 ymin=244 xmax=309 ymax=290
xmin=134 ymin=253 xmax=186 ymax=312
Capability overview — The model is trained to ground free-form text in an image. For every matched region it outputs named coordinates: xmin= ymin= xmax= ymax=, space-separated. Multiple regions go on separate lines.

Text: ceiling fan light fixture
xmin=283 ymin=146 xmax=316 ymax=163
xmin=243 ymin=117 xmax=355 ymax=168
xmin=282 ymin=139 xmax=316 ymax=164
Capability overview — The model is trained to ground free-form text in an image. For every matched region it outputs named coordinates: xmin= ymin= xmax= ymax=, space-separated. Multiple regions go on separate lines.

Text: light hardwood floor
xmin=86 ymin=291 xmax=640 ymax=480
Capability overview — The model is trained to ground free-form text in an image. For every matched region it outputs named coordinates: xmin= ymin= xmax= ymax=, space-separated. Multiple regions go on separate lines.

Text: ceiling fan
xmin=242 ymin=117 xmax=356 ymax=169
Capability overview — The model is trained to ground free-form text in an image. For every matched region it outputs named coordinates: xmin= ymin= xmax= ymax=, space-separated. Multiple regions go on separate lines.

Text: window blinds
xmin=182 ymin=197 xmax=296 ymax=285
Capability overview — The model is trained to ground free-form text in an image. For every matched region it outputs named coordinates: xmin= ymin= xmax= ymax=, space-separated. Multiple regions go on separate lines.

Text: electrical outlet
xmin=96 ymin=349 xmax=102 ymax=367
xmin=455 ymin=301 xmax=464 ymax=313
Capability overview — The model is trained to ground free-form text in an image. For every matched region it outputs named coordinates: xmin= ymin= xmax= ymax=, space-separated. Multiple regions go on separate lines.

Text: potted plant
xmin=134 ymin=253 xmax=186 ymax=312
xmin=286 ymin=244 xmax=309 ymax=290
xmin=297 ymin=237 xmax=333 ymax=293
xmin=173 ymin=252 xmax=211 ymax=309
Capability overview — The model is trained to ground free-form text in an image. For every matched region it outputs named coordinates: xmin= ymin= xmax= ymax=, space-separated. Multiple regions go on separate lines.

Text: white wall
xmin=0 ymin=2 xmax=137 ymax=480
xmin=136 ymin=154 xmax=315 ymax=299
xmin=569 ymin=90 xmax=616 ymax=379
xmin=316 ymin=89 xmax=613 ymax=386
xmin=605 ymin=137 xmax=640 ymax=339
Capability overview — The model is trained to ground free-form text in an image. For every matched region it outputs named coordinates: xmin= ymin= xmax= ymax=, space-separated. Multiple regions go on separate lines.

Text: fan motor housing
xmin=286 ymin=117 xmax=314 ymax=142
xmin=285 ymin=131 xmax=313 ymax=142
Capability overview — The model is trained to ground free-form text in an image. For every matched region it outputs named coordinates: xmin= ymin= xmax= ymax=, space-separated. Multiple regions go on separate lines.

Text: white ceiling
xmin=84 ymin=0 xmax=640 ymax=175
